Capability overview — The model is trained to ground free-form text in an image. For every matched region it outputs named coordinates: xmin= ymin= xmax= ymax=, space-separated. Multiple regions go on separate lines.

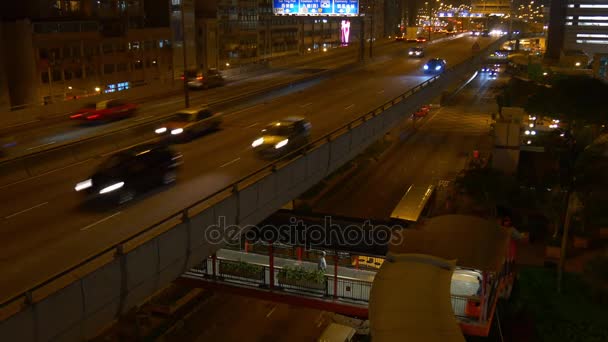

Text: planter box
xmin=278 ymin=276 xmax=326 ymax=290
xmin=545 ymin=246 xmax=561 ymax=259
xmin=219 ymin=266 xmax=264 ymax=281
xmin=149 ymin=288 xmax=203 ymax=316
xmin=573 ymin=236 xmax=590 ymax=249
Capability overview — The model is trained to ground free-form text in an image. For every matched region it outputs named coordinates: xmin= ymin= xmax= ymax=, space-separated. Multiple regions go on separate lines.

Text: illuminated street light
xmin=94 ymin=87 xmax=101 ymax=92
xmin=543 ymin=72 xmax=548 ymax=76
xmin=575 ymin=62 xmax=581 ymax=67
xmin=525 ymin=130 xmax=531 ymax=135
xmin=68 ymin=86 xmax=73 ymax=90
xmin=527 ymin=140 xmax=532 ymax=144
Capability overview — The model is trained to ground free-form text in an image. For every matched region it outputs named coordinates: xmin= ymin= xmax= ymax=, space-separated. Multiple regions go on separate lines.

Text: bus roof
xmin=390 ymin=184 xmax=435 ymax=222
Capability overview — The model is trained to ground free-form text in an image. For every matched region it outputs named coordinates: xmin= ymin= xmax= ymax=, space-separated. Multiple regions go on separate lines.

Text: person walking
xmin=318 ymin=251 xmax=327 ymax=272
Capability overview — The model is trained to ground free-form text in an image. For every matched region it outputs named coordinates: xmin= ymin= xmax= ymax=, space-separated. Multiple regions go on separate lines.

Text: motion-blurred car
xmin=183 ymin=68 xmax=225 ymax=89
xmin=488 ymin=70 xmax=498 ymax=79
xmin=416 ymin=36 xmax=428 ymax=43
xmin=423 ymin=58 xmax=447 ymax=74
xmin=481 ymin=30 xmax=490 ymax=37
xmin=414 ymin=105 xmax=431 ymax=118
xmin=0 ymin=135 xmax=17 ymax=158
xmin=251 ymin=117 xmax=311 ymax=158
xmin=74 ymin=142 xmax=182 ymax=204
xmin=480 ymin=65 xmax=493 ymax=72
xmin=408 ymin=47 xmax=425 ymax=58
xmin=395 ymin=34 xmax=405 ymax=41
xmin=70 ymin=99 xmax=137 ymax=122
xmin=470 ymin=30 xmax=480 ymax=36
xmin=155 ymin=106 xmax=222 ymax=140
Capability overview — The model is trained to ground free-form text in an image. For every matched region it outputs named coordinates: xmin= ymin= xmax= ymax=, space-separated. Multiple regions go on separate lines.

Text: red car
xmin=70 ymin=99 xmax=137 ymax=121
xmin=414 ymin=105 xmax=431 ymax=118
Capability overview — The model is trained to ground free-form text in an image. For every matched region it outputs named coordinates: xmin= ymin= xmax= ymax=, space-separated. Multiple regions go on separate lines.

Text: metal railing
xmin=0 ymin=37 xmax=506 ymax=313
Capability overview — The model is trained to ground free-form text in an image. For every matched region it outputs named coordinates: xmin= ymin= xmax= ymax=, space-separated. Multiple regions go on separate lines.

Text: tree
xmin=454 ymin=166 xmax=519 ymax=217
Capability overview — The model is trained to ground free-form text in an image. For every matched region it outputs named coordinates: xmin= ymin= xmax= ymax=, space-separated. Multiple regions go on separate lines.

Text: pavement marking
xmin=220 ymin=157 xmax=241 ymax=168
xmin=266 ymin=305 xmax=277 ymax=318
xmin=344 ymin=104 xmax=355 ymax=110
xmin=300 ymin=102 xmax=313 ymax=108
xmin=223 ymin=103 xmax=264 ymax=118
xmin=246 ymin=122 xmax=259 ymax=128
xmin=134 ymin=115 xmax=153 ymax=122
xmin=26 ymin=141 xmax=56 ymax=151
xmin=4 ymin=202 xmax=49 ymax=219
xmin=80 ymin=212 xmax=121 ymax=231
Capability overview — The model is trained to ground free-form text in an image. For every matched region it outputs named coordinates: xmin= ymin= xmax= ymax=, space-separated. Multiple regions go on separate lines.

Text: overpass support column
xmin=212 ymin=253 xmax=217 ymax=279
xmin=269 ymin=244 xmax=275 ymax=289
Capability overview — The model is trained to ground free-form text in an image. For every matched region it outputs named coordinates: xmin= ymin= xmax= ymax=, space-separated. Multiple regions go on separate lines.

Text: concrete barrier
xmin=0 ymin=37 xmax=507 ymax=342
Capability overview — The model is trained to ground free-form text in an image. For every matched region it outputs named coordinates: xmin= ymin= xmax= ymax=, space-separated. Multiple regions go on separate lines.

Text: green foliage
xmin=512 ymin=267 xmax=608 ymax=342
xmin=454 ymin=166 xmax=519 ymax=212
xmin=278 ymin=266 xmax=325 ymax=284
xmin=221 ymin=260 xmax=263 ymax=277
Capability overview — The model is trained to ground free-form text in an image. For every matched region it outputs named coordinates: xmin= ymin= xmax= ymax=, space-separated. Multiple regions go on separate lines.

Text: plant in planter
xmin=278 ymin=266 xmax=326 ymax=290
xmin=219 ymin=260 xmax=264 ymax=280
xmin=545 ymin=235 xmax=562 ymax=260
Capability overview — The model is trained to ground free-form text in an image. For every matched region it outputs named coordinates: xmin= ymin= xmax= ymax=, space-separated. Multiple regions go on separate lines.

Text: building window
xmin=74 ymin=69 xmax=83 ymax=79
xmin=134 ymin=60 xmax=143 ymax=69
xmin=144 ymin=40 xmax=153 ymax=50
xmin=102 ymin=43 xmax=114 ymax=54
xmin=104 ymin=64 xmax=115 ymax=74
xmin=117 ymin=63 xmax=128 ymax=72
xmin=129 ymin=41 xmax=140 ymax=50
xmin=52 ymin=69 xmax=62 ymax=82
xmin=64 ymin=70 xmax=73 ymax=81
xmin=116 ymin=43 xmax=126 ymax=52
xmin=117 ymin=82 xmax=129 ymax=91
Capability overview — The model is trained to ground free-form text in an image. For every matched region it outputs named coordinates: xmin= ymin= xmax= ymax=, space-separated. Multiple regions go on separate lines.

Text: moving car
xmin=488 ymin=70 xmax=498 ymax=79
xmin=0 ymin=135 xmax=16 ymax=158
xmin=70 ymin=99 xmax=137 ymax=122
xmin=184 ymin=68 xmax=225 ymax=89
xmin=414 ymin=105 xmax=431 ymax=117
xmin=416 ymin=36 xmax=428 ymax=43
xmin=423 ymin=58 xmax=447 ymax=74
xmin=408 ymin=46 xmax=425 ymax=58
xmin=480 ymin=65 xmax=492 ymax=72
xmin=155 ymin=106 xmax=222 ymax=140
xmin=74 ymin=142 xmax=182 ymax=204
xmin=251 ymin=117 xmax=311 ymax=158
xmin=395 ymin=33 xmax=405 ymax=41
xmin=481 ymin=30 xmax=490 ymax=37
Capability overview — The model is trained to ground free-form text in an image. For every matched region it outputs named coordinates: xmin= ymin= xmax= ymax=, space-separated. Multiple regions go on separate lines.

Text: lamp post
xmin=180 ymin=0 xmax=190 ymax=108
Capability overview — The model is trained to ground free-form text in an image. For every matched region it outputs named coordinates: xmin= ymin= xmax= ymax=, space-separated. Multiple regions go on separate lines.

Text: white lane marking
xmin=344 ymin=104 xmax=355 ymax=110
xmin=377 ymin=90 xmax=385 ymax=94
xmin=26 ymin=141 xmax=56 ymax=151
xmin=134 ymin=115 xmax=153 ymax=122
xmin=4 ymin=202 xmax=49 ymax=219
xmin=223 ymin=103 xmax=264 ymax=118
xmin=266 ymin=305 xmax=277 ymax=318
xmin=220 ymin=157 xmax=241 ymax=168
xmin=80 ymin=212 xmax=121 ymax=231
xmin=300 ymin=102 xmax=313 ymax=108
xmin=246 ymin=122 xmax=259 ymax=128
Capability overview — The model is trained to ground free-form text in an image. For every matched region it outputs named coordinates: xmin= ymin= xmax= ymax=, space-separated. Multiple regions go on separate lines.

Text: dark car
xmin=251 ymin=117 xmax=312 ymax=158
xmin=488 ymin=70 xmax=498 ymax=79
xmin=155 ymin=106 xmax=222 ymax=140
xmin=74 ymin=142 xmax=182 ymax=204
xmin=481 ymin=30 xmax=490 ymax=37
xmin=184 ymin=68 xmax=225 ymax=89
xmin=70 ymin=99 xmax=137 ymax=122
xmin=423 ymin=58 xmax=447 ymax=74
xmin=408 ymin=47 xmax=425 ymax=58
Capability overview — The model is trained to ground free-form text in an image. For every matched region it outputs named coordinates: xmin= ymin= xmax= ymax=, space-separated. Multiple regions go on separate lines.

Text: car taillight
xmin=196 ymin=76 xmax=203 ymax=80
xmin=87 ymin=114 xmax=100 ymax=120
xmin=70 ymin=113 xmax=83 ymax=119
xmin=180 ymin=76 xmax=185 ymax=80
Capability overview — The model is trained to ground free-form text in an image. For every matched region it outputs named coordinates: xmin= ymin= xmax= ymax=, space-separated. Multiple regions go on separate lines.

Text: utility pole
xmin=180 ymin=1 xmax=190 ymax=108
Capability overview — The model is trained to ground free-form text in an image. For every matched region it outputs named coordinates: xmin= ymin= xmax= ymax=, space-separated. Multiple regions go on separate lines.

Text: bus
xmin=390 ymin=184 xmax=436 ymax=224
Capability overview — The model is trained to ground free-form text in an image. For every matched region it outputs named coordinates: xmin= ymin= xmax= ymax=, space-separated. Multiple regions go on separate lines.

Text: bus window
xmin=390 ymin=184 xmax=435 ymax=224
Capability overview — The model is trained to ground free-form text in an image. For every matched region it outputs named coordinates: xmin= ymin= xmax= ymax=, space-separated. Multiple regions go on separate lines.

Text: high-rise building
xmin=0 ymin=0 xmax=173 ymax=108
xmin=563 ymin=0 xmax=608 ymax=55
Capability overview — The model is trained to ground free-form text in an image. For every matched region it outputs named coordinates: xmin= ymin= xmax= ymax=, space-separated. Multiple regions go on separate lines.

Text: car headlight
xmin=99 ymin=182 xmax=124 ymax=194
xmin=171 ymin=128 xmax=183 ymax=135
xmin=155 ymin=127 xmax=167 ymax=134
xmin=423 ymin=65 xmax=429 ymax=70
xmin=435 ymin=65 xmax=442 ymax=70
xmin=275 ymin=139 xmax=289 ymax=149
xmin=415 ymin=51 xmax=421 ymax=55
xmin=75 ymin=179 xmax=92 ymax=191
xmin=252 ymin=137 xmax=264 ymax=147
xmin=408 ymin=51 xmax=413 ymax=55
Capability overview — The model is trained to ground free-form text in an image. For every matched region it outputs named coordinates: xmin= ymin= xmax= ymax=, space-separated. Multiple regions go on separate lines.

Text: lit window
xmin=580 ymin=4 xmax=608 ymax=8
xmin=576 ymin=39 xmax=608 ymax=44
xmin=577 ymin=33 xmax=608 ymax=38
xmin=566 ymin=22 xmax=573 ymax=25
xmin=579 ymin=22 xmax=608 ymax=26
xmin=579 ymin=16 xmax=608 ymax=20
xmin=566 ymin=16 xmax=573 ymax=20
xmin=568 ymin=4 xmax=574 ymax=8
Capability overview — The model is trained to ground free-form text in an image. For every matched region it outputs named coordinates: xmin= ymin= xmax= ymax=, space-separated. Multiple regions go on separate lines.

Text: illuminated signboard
xmin=273 ymin=0 xmax=359 ymax=16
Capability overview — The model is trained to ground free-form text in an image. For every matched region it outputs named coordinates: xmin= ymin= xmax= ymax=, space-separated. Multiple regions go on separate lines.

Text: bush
xmin=278 ymin=266 xmax=325 ymax=284
xmin=221 ymin=260 xmax=263 ymax=276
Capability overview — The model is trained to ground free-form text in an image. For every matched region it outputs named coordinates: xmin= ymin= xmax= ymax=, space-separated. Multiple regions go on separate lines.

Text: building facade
xmin=0 ymin=0 xmax=173 ymax=108
xmin=564 ymin=0 xmax=608 ymax=55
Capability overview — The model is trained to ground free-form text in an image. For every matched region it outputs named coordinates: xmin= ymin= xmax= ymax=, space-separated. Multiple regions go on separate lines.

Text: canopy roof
xmin=369 ymin=253 xmax=465 ymax=342
xmin=389 ymin=215 xmax=510 ymax=272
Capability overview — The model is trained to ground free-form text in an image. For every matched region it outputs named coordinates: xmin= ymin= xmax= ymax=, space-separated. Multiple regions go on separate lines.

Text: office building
xmin=0 ymin=0 xmax=173 ymax=108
